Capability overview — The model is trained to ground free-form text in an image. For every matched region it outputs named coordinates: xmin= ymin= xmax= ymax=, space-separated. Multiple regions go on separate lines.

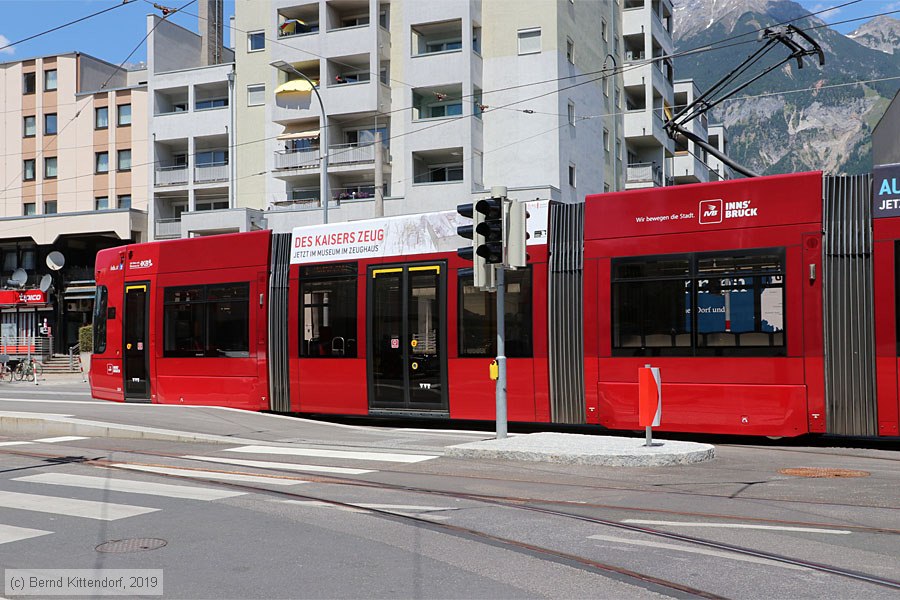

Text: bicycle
xmin=14 ymin=357 xmax=43 ymax=382
xmin=0 ymin=362 xmax=13 ymax=383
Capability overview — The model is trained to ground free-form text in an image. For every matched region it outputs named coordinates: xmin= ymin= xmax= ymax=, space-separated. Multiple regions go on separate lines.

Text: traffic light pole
xmin=495 ymin=263 xmax=507 ymax=439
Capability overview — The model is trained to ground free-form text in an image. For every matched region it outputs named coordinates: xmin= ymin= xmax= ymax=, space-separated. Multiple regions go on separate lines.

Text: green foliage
xmin=78 ymin=325 xmax=93 ymax=353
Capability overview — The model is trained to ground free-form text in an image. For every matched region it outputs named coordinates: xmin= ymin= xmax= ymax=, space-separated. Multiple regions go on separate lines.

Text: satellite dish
xmin=46 ymin=251 xmax=65 ymax=271
xmin=9 ymin=268 xmax=27 ymax=288
xmin=39 ymin=274 xmax=52 ymax=293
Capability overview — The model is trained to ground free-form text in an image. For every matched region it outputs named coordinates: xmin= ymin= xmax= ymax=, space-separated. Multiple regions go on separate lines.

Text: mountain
xmin=848 ymin=15 xmax=900 ymax=55
xmin=672 ymin=0 xmax=900 ymax=176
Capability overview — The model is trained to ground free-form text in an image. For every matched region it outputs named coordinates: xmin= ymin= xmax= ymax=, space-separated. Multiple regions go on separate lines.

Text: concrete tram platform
xmin=447 ymin=432 xmax=715 ymax=467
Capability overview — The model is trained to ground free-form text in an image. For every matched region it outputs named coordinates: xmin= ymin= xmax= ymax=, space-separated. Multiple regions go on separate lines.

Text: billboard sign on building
xmin=873 ymin=163 xmax=900 ymax=218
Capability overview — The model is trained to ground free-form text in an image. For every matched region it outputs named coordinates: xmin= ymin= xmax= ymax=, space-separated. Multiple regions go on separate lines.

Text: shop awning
xmin=275 ymin=79 xmax=317 ymax=95
xmin=277 ymin=129 xmax=320 ymax=141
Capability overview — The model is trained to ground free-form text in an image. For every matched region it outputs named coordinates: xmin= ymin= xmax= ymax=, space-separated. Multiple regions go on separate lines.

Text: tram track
xmin=4 ymin=445 xmax=900 ymax=596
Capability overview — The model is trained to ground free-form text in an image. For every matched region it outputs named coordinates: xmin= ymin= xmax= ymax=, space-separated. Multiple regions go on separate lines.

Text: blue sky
xmin=0 ymin=0 xmax=235 ymax=66
xmin=0 ymin=0 xmax=896 ymax=67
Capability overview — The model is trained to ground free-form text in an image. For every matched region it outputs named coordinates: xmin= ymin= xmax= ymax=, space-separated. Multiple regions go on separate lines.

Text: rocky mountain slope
xmin=848 ymin=15 xmax=900 ymax=55
xmin=672 ymin=0 xmax=900 ymax=175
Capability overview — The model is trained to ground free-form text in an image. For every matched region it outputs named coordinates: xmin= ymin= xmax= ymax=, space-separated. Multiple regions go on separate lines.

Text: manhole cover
xmin=779 ymin=467 xmax=870 ymax=478
xmin=96 ymin=538 xmax=167 ymax=553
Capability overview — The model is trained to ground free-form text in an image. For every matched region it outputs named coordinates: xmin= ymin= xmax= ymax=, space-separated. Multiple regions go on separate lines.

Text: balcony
xmin=194 ymin=162 xmax=229 ymax=183
xmin=155 ymin=165 xmax=189 ymax=186
xmin=275 ymin=147 xmax=321 ymax=171
xmin=275 ymin=183 xmax=384 ymax=210
xmin=626 ymin=162 xmax=663 ymax=186
xmin=155 ymin=217 xmax=182 ymax=239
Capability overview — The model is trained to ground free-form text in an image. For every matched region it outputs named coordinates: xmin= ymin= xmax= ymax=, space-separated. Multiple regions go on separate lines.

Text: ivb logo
xmin=699 ymin=199 xmax=723 ymax=224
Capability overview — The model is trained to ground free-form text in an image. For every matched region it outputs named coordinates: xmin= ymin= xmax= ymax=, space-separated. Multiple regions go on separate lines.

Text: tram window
xmin=92 ymin=285 xmax=108 ymax=354
xmin=458 ymin=268 xmax=532 ymax=358
xmin=612 ymin=250 xmax=785 ymax=356
xmin=163 ymin=282 xmax=250 ymax=358
xmin=300 ymin=275 xmax=357 ymax=358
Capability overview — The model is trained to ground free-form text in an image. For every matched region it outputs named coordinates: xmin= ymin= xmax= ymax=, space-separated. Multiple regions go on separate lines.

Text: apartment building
xmin=145 ymin=4 xmax=262 ymax=240
xmin=621 ymin=0 xmax=675 ymax=189
xmin=0 ymin=52 xmax=147 ymax=349
xmin=228 ymin=0 xmax=623 ymax=229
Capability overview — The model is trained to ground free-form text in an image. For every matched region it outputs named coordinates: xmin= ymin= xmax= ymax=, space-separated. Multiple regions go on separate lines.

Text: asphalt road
xmin=0 ymin=379 xmax=898 ymax=599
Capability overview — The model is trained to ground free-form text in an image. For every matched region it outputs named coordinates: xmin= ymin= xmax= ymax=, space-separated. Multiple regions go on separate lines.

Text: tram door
xmin=123 ymin=283 xmax=150 ymax=401
xmin=368 ymin=263 xmax=448 ymax=413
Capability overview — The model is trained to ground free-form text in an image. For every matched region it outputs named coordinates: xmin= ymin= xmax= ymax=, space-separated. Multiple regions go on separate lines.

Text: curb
xmin=0 ymin=414 xmax=265 ymax=446
xmin=446 ymin=432 xmax=715 ymax=467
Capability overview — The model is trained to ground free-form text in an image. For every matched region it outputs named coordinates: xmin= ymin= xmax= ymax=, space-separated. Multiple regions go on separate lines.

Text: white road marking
xmin=14 ymin=473 xmax=245 ymax=501
xmin=32 ymin=436 xmax=89 ymax=444
xmin=0 ymin=491 xmax=158 ymax=521
xmin=622 ymin=519 xmax=852 ymax=535
xmin=182 ymin=455 xmax=373 ymax=475
xmin=0 ymin=441 xmax=32 ymax=447
xmin=0 ymin=523 xmax=53 ymax=545
xmin=281 ymin=500 xmax=369 ymax=513
xmin=588 ymin=534 xmax=809 ymax=571
xmin=114 ymin=464 xmax=306 ymax=486
xmin=224 ymin=445 xmax=438 ymax=463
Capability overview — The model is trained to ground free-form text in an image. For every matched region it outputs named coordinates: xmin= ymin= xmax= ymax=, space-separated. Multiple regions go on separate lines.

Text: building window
xmin=23 ymin=72 xmax=35 ymax=94
xmin=117 ymin=149 xmax=132 ymax=172
xmin=95 ymin=152 xmax=109 ymax=174
xmin=473 ymin=26 xmax=481 ymax=54
xmin=603 ymin=129 xmax=610 ymax=153
xmin=604 ymin=183 xmax=611 ymax=193
xmin=23 ymin=115 xmax=36 ymax=137
xmin=569 ymin=164 xmax=576 ymax=187
xmin=568 ymin=102 xmax=575 ymax=127
xmin=117 ymin=104 xmax=131 ymax=126
xmin=44 ymin=157 xmax=57 ymax=178
xmin=44 ymin=69 xmax=57 ymax=91
xmin=603 ymin=75 xmax=609 ymax=97
xmin=23 ymin=203 xmax=36 ymax=216
xmin=611 ymin=250 xmax=786 ymax=357
xmin=459 ymin=268 xmax=532 ymax=357
xmin=118 ymin=195 xmax=131 ymax=209
xmin=602 ymin=19 xmax=608 ymax=42
xmin=23 ymin=159 xmax=35 ymax=181
xmin=196 ymin=149 xmax=228 ymax=166
xmin=299 ymin=266 xmax=358 ymax=358
xmin=196 ymin=200 xmax=229 ymax=211
xmin=248 ymin=31 xmax=265 ymax=51
xmin=517 ymin=28 xmax=541 ymax=55
xmin=44 ymin=200 xmax=58 ymax=214
xmin=44 ymin=113 xmax=57 ymax=135
xmin=95 ymin=196 xmax=109 ymax=210
xmin=419 ymin=164 xmax=463 ymax=183
xmin=566 ymin=38 xmax=575 ymax=64
xmin=163 ymin=283 xmax=251 ymax=358
xmin=247 ymin=84 xmax=265 ymax=106
xmin=95 ymin=107 xmax=108 ymax=129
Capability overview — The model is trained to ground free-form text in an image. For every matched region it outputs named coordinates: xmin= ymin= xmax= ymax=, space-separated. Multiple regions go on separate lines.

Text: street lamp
xmin=604 ymin=53 xmax=619 ymax=192
xmin=271 ymin=60 xmax=330 ymax=223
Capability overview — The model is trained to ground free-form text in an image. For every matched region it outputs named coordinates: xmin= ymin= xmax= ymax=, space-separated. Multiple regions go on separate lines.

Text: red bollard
xmin=638 ymin=364 xmax=661 ymax=446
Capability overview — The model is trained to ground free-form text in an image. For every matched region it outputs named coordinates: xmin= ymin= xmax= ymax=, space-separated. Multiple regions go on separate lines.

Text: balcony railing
xmin=195 ymin=162 xmax=229 ymax=183
xmin=274 ymin=143 xmax=388 ymax=171
xmin=329 ymin=142 xmax=389 ymax=166
xmin=626 ymin=162 xmax=663 ymax=186
xmin=155 ymin=218 xmax=182 ymax=239
xmin=155 ymin=165 xmax=189 ymax=186
xmin=275 ymin=184 xmax=385 ymax=210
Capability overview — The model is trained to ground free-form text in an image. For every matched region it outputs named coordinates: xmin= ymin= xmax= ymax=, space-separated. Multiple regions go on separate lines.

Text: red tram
xmin=89 ymin=171 xmax=900 ymax=438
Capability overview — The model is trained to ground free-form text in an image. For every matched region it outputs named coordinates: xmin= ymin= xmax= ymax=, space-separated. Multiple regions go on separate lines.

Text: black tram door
xmin=368 ymin=263 xmax=448 ymax=413
xmin=123 ymin=283 xmax=150 ymax=401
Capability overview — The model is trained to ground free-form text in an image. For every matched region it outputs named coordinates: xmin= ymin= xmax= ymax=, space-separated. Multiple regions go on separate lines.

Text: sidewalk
xmin=0 ymin=381 xmax=715 ymax=465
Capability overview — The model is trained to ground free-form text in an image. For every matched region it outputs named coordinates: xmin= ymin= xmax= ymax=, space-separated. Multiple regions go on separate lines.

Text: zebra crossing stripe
xmin=0 ymin=491 xmax=158 ymax=521
xmin=0 ymin=523 xmax=52 ymax=545
xmin=13 ymin=473 xmax=245 ymax=501
xmin=114 ymin=464 xmax=307 ymax=486
xmin=182 ymin=455 xmax=374 ymax=475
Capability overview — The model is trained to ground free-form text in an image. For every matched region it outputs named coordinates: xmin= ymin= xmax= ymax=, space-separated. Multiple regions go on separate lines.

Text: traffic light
xmin=475 ymin=197 xmax=504 ymax=264
xmin=457 ymin=202 xmax=493 ymax=290
xmin=504 ymin=199 xmax=530 ymax=269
